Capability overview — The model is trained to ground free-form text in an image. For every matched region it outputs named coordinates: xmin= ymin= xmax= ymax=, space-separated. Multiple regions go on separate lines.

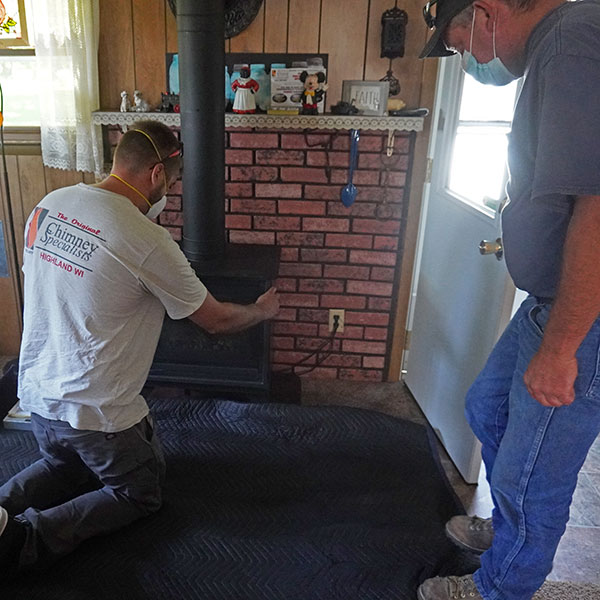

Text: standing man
xmin=417 ymin=0 xmax=600 ymax=599
xmin=0 ymin=120 xmax=279 ymax=578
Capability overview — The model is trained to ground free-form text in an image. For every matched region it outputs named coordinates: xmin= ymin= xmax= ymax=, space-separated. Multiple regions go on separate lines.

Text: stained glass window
xmin=0 ymin=0 xmax=37 ymax=125
xmin=0 ymin=0 xmax=29 ymax=47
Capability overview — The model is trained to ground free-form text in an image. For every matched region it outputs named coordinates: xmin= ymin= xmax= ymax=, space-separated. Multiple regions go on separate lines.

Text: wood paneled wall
xmin=98 ymin=0 xmax=431 ymax=111
xmin=1 ymin=0 xmax=437 ymax=372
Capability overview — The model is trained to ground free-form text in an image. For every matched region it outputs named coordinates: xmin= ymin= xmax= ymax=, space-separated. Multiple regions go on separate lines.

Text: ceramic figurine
xmin=132 ymin=90 xmax=150 ymax=112
xmin=231 ymin=67 xmax=259 ymax=114
xmin=119 ymin=90 xmax=131 ymax=113
xmin=299 ymin=71 xmax=328 ymax=115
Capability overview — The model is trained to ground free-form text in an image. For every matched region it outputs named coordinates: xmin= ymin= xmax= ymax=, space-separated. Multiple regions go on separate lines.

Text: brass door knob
xmin=479 ymin=238 xmax=503 ymax=261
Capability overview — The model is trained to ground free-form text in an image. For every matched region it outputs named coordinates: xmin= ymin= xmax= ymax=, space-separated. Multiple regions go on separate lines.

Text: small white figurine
xmin=132 ymin=90 xmax=150 ymax=112
xmin=119 ymin=90 xmax=131 ymax=113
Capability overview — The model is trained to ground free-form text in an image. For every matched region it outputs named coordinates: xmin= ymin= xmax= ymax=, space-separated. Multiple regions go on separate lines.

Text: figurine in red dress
xmin=231 ymin=67 xmax=259 ymax=114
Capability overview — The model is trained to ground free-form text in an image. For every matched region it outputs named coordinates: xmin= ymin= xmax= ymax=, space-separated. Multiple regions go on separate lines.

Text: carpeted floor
xmin=0 ymin=395 xmax=481 ymax=600
xmin=534 ymin=581 xmax=600 ymax=599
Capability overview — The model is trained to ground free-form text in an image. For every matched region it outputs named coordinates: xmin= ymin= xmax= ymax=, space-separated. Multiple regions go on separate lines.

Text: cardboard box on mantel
xmin=270 ymin=67 xmax=327 ymax=113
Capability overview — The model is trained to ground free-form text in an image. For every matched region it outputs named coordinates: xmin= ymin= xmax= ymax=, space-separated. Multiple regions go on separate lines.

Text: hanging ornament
xmin=380 ymin=65 xmax=401 ymax=96
xmin=381 ymin=4 xmax=408 ymax=59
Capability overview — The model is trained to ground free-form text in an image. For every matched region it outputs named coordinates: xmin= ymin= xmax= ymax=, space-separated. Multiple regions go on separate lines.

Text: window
xmin=447 ymin=74 xmax=519 ymax=211
xmin=0 ymin=0 xmax=39 ymax=127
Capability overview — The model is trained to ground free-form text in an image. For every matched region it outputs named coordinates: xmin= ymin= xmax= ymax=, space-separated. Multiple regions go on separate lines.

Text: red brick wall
xmin=111 ymin=126 xmax=414 ymax=381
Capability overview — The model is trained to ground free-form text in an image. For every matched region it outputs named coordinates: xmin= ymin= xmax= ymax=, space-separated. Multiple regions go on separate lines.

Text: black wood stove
xmin=148 ymin=0 xmax=280 ymax=399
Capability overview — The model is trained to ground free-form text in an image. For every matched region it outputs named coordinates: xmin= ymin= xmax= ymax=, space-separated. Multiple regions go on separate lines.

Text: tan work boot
xmin=445 ymin=515 xmax=494 ymax=554
xmin=417 ymin=574 xmax=483 ymax=600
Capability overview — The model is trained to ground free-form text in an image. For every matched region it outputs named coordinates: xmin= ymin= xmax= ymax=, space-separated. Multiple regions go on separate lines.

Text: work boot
xmin=0 ymin=505 xmax=27 ymax=580
xmin=445 ymin=515 xmax=494 ymax=554
xmin=417 ymin=574 xmax=482 ymax=600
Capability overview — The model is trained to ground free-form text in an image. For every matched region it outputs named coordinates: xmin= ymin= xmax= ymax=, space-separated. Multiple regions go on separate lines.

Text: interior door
xmin=404 ymin=56 xmax=522 ymax=483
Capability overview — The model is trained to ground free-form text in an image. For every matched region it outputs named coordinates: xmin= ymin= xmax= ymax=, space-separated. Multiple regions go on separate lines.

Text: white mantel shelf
xmin=92 ymin=111 xmax=424 ymax=133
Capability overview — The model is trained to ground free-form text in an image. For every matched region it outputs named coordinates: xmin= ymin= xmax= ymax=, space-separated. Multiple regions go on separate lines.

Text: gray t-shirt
xmin=18 ymin=184 xmax=207 ymax=432
xmin=502 ymin=0 xmax=600 ymax=298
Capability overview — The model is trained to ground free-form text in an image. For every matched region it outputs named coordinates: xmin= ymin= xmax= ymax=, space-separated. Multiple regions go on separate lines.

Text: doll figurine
xmin=231 ymin=67 xmax=259 ymax=114
xmin=299 ymin=71 xmax=328 ymax=115
xmin=119 ymin=90 xmax=131 ymax=113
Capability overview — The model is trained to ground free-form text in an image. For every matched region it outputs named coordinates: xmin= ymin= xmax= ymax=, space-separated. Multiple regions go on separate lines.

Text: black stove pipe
xmin=177 ymin=0 xmax=226 ymax=260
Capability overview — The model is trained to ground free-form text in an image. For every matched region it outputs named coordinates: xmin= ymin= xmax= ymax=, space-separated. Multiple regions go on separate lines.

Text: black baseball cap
xmin=419 ymin=0 xmax=475 ymax=58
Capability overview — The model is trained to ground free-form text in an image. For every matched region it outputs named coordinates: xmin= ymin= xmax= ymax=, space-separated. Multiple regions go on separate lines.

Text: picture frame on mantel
xmin=341 ymin=80 xmax=389 ymax=116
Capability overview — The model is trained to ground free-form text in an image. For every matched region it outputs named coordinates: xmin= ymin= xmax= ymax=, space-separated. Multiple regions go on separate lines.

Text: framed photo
xmin=342 ymin=80 xmax=389 ymax=116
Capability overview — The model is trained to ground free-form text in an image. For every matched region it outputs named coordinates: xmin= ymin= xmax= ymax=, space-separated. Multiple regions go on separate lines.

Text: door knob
xmin=479 ymin=238 xmax=503 ymax=261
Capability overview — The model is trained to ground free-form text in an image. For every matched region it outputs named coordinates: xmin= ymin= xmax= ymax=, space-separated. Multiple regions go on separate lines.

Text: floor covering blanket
xmin=0 ymin=396 xmax=478 ymax=599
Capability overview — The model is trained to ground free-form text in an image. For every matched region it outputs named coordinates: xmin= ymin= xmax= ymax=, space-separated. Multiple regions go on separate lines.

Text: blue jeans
xmin=466 ymin=296 xmax=600 ymax=600
xmin=0 ymin=413 xmax=165 ymax=568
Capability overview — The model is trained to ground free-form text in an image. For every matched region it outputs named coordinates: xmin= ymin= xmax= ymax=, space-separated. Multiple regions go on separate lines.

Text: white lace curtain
xmin=33 ymin=0 xmax=102 ymax=176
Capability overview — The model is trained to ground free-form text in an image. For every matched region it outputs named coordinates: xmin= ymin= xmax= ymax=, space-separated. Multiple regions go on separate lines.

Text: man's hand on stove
xmin=189 ymin=287 xmax=279 ymax=335
xmin=256 ymin=287 xmax=279 ymax=320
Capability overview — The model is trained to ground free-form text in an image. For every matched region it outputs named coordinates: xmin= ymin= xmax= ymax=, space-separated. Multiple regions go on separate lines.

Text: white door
xmin=404 ymin=56 xmax=522 ymax=483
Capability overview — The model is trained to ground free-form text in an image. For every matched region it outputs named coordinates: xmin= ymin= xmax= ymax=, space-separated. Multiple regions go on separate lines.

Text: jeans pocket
xmin=131 ymin=418 xmax=155 ymax=456
xmin=526 ymin=304 xmax=550 ymax=338
xmin=584 ymin=359 xmax=600 ymax=399
xmin=583 ymin=332 xmax=600 ymax=400
xmin=133 ymin=416 xmax=166 ymax=481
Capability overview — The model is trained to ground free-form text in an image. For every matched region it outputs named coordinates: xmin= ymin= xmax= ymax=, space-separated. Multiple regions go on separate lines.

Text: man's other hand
xmin=524 ymin=348 xmax=578 ymax=407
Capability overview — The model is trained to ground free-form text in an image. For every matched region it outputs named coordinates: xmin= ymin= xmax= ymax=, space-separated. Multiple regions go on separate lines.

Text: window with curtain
xmin=31 ymin=0 xmax=102 ymax=175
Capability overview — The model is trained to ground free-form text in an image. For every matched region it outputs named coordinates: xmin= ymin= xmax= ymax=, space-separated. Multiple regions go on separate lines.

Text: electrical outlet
xmin=328 ymin=309 xmax=345 ymax=333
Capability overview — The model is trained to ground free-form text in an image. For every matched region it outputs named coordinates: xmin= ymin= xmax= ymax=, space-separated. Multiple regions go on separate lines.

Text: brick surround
xmin=109 ymin=126 xmax=415 ymax=381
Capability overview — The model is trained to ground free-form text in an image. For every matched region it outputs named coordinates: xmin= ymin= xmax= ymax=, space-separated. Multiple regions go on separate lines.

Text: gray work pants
xmin=0 ymin=412 xmax=166 ymax=568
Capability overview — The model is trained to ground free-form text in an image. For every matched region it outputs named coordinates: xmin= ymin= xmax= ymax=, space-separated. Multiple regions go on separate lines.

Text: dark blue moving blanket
xmin=0 ymin=395 xmax=478 ymax=600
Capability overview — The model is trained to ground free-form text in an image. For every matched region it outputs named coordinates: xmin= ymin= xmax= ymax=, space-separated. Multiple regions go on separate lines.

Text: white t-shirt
xmin=18 ymin=183 xmax=207 ymax=432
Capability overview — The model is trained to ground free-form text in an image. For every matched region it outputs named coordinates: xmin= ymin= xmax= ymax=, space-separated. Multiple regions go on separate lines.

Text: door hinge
xmin=404 ymin=329 xmax=412 ymax=350
xmin=425 ymin=158 xmax=433 ymax=184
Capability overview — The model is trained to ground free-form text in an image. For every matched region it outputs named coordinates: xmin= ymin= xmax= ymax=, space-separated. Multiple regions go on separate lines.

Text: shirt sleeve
xmin=137 ymin=232 xmax=207 ymax=320
xmin=532 ymin=54 xmax=600 ymax=199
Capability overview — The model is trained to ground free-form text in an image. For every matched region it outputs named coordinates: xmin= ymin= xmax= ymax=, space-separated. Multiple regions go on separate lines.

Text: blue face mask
xmin=461 ymin=10 xmax=517 ymax=86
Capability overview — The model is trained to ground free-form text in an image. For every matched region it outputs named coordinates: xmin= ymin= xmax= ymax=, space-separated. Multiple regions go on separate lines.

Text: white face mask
xmin=461 ymin=10 xmax=517 ymax=86
xmin=146 ymin=195 xmax=167 ymax=220
xmin=145 ymin=170 xmax=169 ymax=220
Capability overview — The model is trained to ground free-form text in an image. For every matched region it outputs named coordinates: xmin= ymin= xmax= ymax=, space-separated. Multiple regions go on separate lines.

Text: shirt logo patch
xmin=25 ymin=208 xmax=49 ymax=250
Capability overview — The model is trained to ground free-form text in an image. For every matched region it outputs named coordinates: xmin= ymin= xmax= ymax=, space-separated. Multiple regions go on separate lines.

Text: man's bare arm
xmin=188 ymin=287 xmax=279 ymax=335
xmin=524 ymin=195 xmax=600 ymax=406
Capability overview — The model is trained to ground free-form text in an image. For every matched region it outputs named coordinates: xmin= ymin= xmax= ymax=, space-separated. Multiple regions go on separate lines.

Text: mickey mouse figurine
xmin=299 ymin=71 xmax=328 ymax=115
